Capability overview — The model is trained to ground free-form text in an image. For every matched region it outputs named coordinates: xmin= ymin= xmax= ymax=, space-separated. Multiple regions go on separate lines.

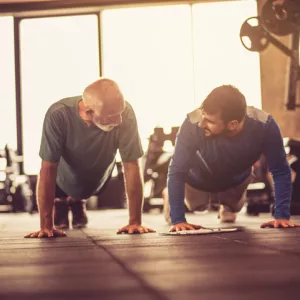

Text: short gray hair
xmin=82 ymin=78 xmax=124 ymax=109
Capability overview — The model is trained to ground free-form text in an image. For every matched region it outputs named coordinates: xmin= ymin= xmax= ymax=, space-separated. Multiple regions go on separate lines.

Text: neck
xmin=226 ymin=120 xmax=245 ymax=137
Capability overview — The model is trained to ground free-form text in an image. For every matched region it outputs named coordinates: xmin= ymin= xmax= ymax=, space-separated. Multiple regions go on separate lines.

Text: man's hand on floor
xmin=24 ymin=228 xmax=67 ymax=238
xmin=117 ymin=224 xmax=156 ymax=234
xmin=169 ymin=222 xmax=203 ymax=232
xmin=260 ymin=219 xmax=300 ymax=229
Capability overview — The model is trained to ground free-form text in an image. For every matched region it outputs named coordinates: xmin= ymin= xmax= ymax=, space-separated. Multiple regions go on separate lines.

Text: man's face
xmin=86 ymin=101 xmax=126 ymax=132
xmin=199 ymin=111 xmax=228 ymax=137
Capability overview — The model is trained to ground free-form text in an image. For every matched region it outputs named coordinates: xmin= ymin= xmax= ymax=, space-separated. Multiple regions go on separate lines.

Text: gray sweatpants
xmin=185 ymin=173 xmax=253 ymax=212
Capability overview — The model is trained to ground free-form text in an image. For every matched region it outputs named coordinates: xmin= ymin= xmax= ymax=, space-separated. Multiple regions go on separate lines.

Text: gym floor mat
xmin=1 ymin=210 xmax=300 ymax=300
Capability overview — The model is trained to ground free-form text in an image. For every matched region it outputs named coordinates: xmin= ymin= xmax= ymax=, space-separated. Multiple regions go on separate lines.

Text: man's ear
xmin=227 ymin=120 xmax=239 ymax=131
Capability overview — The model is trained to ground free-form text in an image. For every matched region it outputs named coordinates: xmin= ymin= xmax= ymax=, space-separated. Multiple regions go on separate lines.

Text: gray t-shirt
xmin=39 ymin=96 xmax=144 ymax=199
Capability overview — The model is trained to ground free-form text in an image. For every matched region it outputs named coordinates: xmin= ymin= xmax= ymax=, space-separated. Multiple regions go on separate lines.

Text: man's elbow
xmin=122 ymin=160 xmax=141 ymax=173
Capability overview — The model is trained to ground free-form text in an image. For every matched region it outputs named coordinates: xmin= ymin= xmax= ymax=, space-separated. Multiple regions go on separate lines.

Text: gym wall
xmin=258 ymin=0 xmax=300 ymax=139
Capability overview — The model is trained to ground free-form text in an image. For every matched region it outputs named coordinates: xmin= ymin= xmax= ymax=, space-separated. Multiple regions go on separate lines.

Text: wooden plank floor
xmin=1 ymin=209 xmax=300 ymax=300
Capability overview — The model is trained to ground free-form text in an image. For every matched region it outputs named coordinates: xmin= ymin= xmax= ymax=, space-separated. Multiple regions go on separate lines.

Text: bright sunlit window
xmin=192 ymin=0 xmax=261 ymax=108
xmin=0 ymin=17 xmax=17 ymax=150
xmin=17 ymin=2 xmax=262 ymax=174
xmin=101 ymin=5 xmax=195 ymax=150
xmin=20 ymin=15 xmax=100 ymax=174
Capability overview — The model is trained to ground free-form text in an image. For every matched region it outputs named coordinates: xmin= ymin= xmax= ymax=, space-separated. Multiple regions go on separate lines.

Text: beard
xmin=204 ymin=127 xmax=232 ymax=138
xmin=94 ymin=123 xmax=116 ymax=132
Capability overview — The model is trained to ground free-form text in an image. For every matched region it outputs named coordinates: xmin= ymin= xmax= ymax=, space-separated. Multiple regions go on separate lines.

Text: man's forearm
xmin=272 ymin=166 xmax=292 ymax=220
xmin=123 ymin=161 xmax=144 ymax=225
xmin=167 ymin=172 xmax=187 ymax=225
xmin=37 ymin=168 xmax=57 ymax=229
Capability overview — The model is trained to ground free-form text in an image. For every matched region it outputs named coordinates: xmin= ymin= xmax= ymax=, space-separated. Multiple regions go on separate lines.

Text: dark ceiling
xmin=0 ymin=0 xmax=198 ymax=14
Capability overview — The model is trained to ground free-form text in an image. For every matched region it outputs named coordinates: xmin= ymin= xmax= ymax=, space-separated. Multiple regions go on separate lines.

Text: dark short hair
xmin=200 ymin=85 xmax=247 ymax=123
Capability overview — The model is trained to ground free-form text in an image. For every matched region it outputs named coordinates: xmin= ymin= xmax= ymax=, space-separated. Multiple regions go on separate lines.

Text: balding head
xmin=83 ymin=78 xmax=124 ymax=110
xmin=81 ymin=78 xmax=126 ymax=131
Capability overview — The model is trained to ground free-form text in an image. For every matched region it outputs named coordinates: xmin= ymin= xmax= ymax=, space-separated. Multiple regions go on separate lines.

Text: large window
xmin=0 ymin=17 xmax=17 ymax=150
xmin=20 ymin=15 xmax=100 ymax=174
xmin=192 ymin=1 xmax=261 ymax=108
xmin=15 ymin=2 xmax=261 ymax=174
xmin=101 ymin=5 xmax=195 ymax=149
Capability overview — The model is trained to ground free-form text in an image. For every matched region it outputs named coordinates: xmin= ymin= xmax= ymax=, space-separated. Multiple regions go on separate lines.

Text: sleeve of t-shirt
xmin=167 ymin=118 xmax=197 ymax=225
xmin=118 ymin=102 xmax=144 ymax=162
xmin=262 ymin=116 xmax=292 ymax=220
xmin=39 ymin=105 xmax=66 ymax=162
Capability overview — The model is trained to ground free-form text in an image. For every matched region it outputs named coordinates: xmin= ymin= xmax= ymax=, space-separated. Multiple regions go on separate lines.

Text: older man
xmin=164 ymin=85 xmax=300 ymax=231
xmin=25 ymin=78 xmax=155 ymax=238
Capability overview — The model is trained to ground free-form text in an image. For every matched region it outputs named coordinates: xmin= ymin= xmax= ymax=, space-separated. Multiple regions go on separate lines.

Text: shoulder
xmin=44 ymin=96 xmax=80 ymax=127
xmin=122 ymin=101 xmax=136 ymax=120
xmin=246 ymin=106 xmax=270 ymax=124
xmin=187 ymin=108 xmax=203 ymax=124
xmin=46 ymin=96 xmax=80 ymax=119
xmin=245 ymin=107 xmax=281 ymax=138
xmin=124 ymin=101 xmax=135 ymax=113
xmin=175 ymin=108 xmax=203 ymax=140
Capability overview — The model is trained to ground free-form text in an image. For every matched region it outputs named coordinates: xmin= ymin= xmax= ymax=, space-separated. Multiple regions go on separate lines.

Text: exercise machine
xmin=240 ymin=0 xmax=300 ymax=110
